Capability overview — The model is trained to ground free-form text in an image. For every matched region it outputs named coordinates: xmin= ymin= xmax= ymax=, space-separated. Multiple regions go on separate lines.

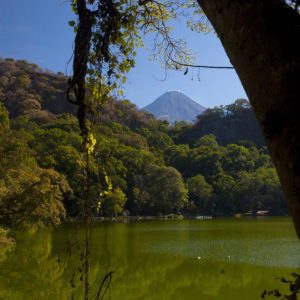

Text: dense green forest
xmin=0 ymin=58 xmax=288 ymax=230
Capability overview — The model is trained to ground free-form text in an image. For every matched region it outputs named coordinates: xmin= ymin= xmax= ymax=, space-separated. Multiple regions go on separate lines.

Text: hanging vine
xmin=66 ymin=0 xmax=232 ymax=298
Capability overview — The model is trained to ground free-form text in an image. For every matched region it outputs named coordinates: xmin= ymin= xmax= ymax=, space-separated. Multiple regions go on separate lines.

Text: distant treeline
xmin=0 ymin=59 xmax=287 ymax=230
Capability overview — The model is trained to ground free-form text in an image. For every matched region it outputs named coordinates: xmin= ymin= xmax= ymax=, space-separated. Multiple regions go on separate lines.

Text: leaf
xmin=68 ymin=20 xmax=76 ymax=27
xmin=184 ymin=68 xmax=188 ymax=75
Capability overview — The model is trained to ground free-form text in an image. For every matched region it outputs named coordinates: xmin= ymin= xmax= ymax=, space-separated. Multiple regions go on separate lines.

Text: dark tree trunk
xmin=197 ymin=0 xmax=300 ymax=238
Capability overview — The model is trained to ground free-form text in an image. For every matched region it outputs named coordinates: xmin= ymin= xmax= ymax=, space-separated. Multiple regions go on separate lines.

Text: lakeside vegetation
xmin=0 ymin=0 xmax=299 ymax=298
xmin=0 ymin=58 xmax=288 ymax=231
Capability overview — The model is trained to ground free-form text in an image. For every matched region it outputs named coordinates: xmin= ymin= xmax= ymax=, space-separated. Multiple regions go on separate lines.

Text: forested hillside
xmin=0 ymin=58 xmax=75 ymax=120
xmin=170 ymin=99 xmax=266 ymax=148
xmin=0 ymin=58 xmax=156 ymax=128
xmin=0 ymin=59 xmax=287 ymax=230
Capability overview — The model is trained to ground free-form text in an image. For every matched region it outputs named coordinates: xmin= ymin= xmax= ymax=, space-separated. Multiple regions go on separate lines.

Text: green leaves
xmin=69 ymin=0 xmax=210 ymax=104
xmin=101 ymin=188 xmax=126 ymax=216
xmin=68 ymin=20 xmax=76 ymax=27
xmin=0 ymin=167 xmax=70 ymax=230
xmin=0 ymin=103 xmax=9 ymax=134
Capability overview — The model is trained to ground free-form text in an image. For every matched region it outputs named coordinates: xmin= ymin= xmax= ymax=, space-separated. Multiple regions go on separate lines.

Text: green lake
xmin=0 ymin=217 xmax=299 ymax=299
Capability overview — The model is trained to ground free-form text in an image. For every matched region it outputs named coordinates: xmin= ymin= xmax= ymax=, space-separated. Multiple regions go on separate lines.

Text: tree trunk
xmin=197 ymin=0 xmax=300 ymax=238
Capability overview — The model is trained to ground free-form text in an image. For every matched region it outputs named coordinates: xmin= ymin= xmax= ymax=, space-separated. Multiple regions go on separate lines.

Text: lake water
xmin=0 ymin=217 xmax=299 ymax=299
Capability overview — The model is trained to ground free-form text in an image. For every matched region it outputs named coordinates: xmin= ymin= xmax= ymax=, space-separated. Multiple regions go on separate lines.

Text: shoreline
xmin=66 ymin=213 xmax=289 ymax=223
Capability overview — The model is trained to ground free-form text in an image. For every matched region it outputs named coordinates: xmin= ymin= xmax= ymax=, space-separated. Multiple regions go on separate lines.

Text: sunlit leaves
xmin=0 ymin=167 xmax=70 ymax=230
xmin=70 ymin=0 xmax=210 ymax=106
xmin=97 ymin=170 xmax=113 ymax=213
xmin=101 ymin=187 xmax=126 ymax=216
xmin=86 ymin=133 xmax=96 ymax=155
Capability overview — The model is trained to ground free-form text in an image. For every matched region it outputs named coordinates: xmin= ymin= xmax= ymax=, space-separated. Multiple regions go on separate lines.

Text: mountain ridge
xmin=142 ymin=91 xmax=206 ymax=124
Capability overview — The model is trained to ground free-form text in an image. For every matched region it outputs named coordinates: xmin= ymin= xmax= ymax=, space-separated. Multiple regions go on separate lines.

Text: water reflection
xmin=0 ymin=218 xmax=299 ymax=299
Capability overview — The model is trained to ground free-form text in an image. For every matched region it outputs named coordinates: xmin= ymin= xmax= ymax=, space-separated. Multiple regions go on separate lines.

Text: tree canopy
xmin=0 ymin=62 xmax=288 ymax=227
xmin=196 ymin=0 xmax=300 ymax=238
xmin=1 ymin=0 xmax=298 ymax=236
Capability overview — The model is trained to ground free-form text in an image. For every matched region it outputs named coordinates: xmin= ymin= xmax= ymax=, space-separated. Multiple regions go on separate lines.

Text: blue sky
xmin=0 ymin=0 xmax=248 ymax=108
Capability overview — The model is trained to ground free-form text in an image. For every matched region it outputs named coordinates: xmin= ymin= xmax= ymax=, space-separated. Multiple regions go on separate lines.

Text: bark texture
xmin=197 ymin=0 xmax=300 ymax=238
